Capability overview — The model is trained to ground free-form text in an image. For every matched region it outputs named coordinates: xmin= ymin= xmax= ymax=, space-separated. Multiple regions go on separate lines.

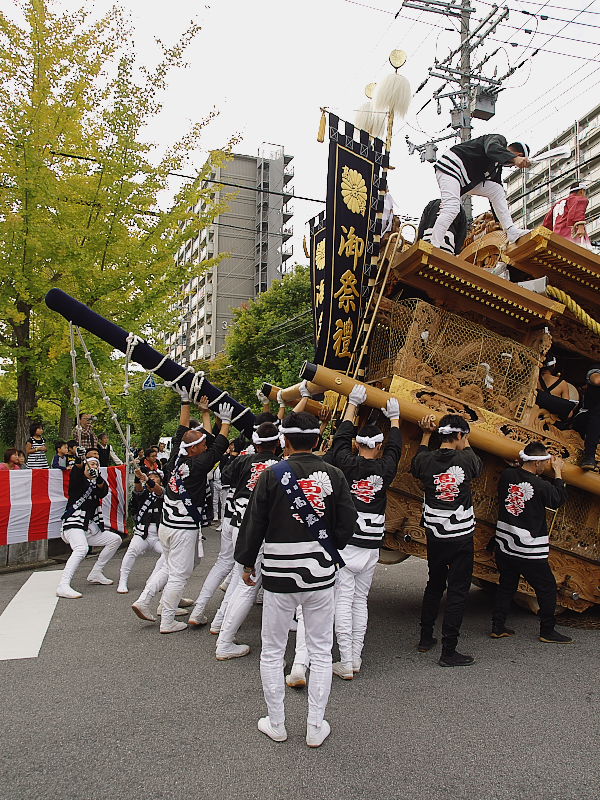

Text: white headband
xmin=545 ymin=357 xmax=556 ymax=367
xmin=519 ymin=450 xmax=551 ymax=462
xmin=279 ymin=433 xmax=286 ymax=449
xmin=281 ymin=427 xmax=321 ymax=435
xmin=191 ymin=425 xmax=204 ymax=432
xmin=438 ymin=425 xmax=469 ymax=435
xmin=179 ymin=434 xmax=205 ymax=456
xmin=356 ymin=433 xmax=384 ymax=448
xmin=252 ymin=431 xmax=280 ymax=444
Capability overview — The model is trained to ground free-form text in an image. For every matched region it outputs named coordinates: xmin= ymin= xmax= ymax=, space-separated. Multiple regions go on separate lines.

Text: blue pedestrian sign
xmin=142 ymin=375 xmax=157 ymax=390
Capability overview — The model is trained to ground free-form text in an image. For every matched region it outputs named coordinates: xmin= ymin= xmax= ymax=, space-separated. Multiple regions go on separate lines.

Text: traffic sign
xmin=142 ymin=375 xmax=157 ymax=390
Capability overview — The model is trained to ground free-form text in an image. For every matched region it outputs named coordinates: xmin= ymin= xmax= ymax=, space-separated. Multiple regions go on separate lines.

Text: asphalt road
xmin=1 ymin=526 xmax=598 ymax=800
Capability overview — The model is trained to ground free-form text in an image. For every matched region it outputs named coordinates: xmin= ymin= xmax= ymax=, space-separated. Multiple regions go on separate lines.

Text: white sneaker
xmin=188 ymin=612 xmax=208 ymax=627
xmin=258 ymin=716 xmax=287 ymax=742
xmin=178 ymin=597 xmax=194 ymax=608
xmin=156 ymin=602 xmax=188 ymax=616
xmin=87 ymin=571 xmax=113 ymax=585
xmin=285 ymin=663 xmax=307 ymax=688
xmin=116 ymin=583 xmax=128 ymax=594
xmin=131 ymin=600 xmax=157 ymax=622
xmin=160 ymin=620 xmax=188 ymax=634
xmin=216 ymin=642 xmax=250 ymax=660
xmin=353 ymin=657 xmax=362 ymax=673
xmin=210 ymin=622 xmax=222 ymax=635
xmin=306 ymin=720 xmax=331 ymax=748
xmin=507 ymin=226 xmax=531 ymax=244
xmin=332 ymin=661 xmax=354 ymax=680
xmin=255 ymin=587 xmax=264 ymax=605
xmin=219 ymin=580 xmax=229 ymax=592
xmin=56 ymin=584 xmax=82 ymax=599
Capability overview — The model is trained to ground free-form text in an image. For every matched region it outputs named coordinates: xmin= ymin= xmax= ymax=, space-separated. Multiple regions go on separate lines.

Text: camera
xmin=76 ymin=446 xmax=86 ymax=459
xmin=88 ymin=467 xmax=98 ymax=479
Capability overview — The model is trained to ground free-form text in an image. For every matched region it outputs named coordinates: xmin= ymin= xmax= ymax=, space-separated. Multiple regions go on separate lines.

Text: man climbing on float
xmin=430 ymin=135 xmax=532 ymax=250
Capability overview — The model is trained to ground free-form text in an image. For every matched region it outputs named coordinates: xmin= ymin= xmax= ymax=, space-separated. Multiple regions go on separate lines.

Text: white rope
xmin=69 ymin=324 xmax=82 ymax=446
xmin=75 ymin=327 xmax=128 ymax=450
xmin=124 ymin=333 xmax=144 ymax=396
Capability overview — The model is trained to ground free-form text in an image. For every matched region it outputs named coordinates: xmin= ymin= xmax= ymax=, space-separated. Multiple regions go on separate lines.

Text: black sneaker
xmin=490 ymin=626 xmax=515 ymax=638
xmin=417 ymin=635 xmax=438 ymax=652
xmin=580 ymin=458 xmax=596 ymax=471
xmin=438 ymin=651 xmax=475 ymax=667
xmin=539 ymin=629 xmax=573 ymax=644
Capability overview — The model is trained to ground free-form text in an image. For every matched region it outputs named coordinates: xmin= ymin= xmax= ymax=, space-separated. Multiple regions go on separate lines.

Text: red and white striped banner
xmin=0 ymin=466 xmax=127 ymax=545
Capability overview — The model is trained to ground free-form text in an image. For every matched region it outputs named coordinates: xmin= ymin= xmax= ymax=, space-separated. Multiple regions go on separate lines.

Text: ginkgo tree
xmin=0 ymin=0 xmax=235 ymax=446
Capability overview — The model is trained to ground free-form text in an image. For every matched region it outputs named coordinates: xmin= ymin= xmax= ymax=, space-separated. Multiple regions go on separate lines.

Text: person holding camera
xmin=72 ymin=412 xmax=98 ymax=451
xmin=56 ymin=447 xmax=122 ymax=599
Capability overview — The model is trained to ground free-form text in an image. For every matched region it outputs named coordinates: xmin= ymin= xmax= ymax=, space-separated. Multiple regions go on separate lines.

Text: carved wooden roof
xmin=389 ymin=240 xmax=565 ymax=330
xmin=505 ymin=227 xmax=600 ymax=312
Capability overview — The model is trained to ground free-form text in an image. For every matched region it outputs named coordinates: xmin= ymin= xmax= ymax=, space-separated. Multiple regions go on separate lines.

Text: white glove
xmin=382 ymin=397 xmax=400 ymax=420
xmin=173 ymin=383 xmax=190 ymax=403
xmin=276 ymin=389 xmax=285 ymax=407
xmin=299 ymin=380 xmax=312 ymax=398
xmin=256 ymin=389 xmax=269 ymax=405
xmin=349 ymin=384 xmax=368 ymax=407
xmin=217 ymin=402 xmax=234 ymax=424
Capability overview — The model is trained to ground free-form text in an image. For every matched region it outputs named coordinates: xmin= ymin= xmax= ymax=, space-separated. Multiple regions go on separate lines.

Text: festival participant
xmin=411 ymin=414 xmax=482 ymax=667
xmin=0 ymin=448 xmax=23 ymax=471
xmin=56 ymin=448 xmax=122 ymax=599
xmin=235 ymin=411 xmax=356 ymax=747
xmin=542 ymin=182 xmax=591 ymax=247
xmin=327 ymin=385 xmax=403 ymax=680
xmin=570 ymin=367 xmax=600 ymax=471
xmin=491 ymin=442 xmax=572 ymax=643
xmin=26 ymin=421 xmax=49 ymax=469
xmin=430 ymin=135 xmax=531 ymax=249
xmin=211 ymin=392 xmax=309 ymax=653
xmin=131 ymin=389 xmax=231 ymax=633
xmin=98 ymin=432 xmax=123 ymax=467
xmin=51 ymin=440 xmax=71 ymax=470
xmin=187 ymin=422 xmax=280 ymax=643
xmin=117 ymin=469 xmax=165 ymax=594
xmin=536 ymin=353 xmax=578 ymax=422
xmin=142 ymin=446 xmax=162 ymax=476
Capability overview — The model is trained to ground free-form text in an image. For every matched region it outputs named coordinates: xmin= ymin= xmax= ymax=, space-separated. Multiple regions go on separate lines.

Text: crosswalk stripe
xmin=0 ymin=570 xmax=63 ymax=661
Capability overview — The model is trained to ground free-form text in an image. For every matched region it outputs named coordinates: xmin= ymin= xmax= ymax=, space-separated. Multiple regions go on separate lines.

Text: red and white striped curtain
xmin=0 ymin=466 xmax=127 ymax=545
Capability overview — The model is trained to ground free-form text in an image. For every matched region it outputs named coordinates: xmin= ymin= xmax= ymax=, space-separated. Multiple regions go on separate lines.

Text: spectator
xmin=0 ymin=448 xmax=23 ymax=470
xmin=157 ymin=441 xmax=169 ymax=467
xmin=66 ymin=440 xmax=78 ymax=467
xmin=52 ymin=440 xmax=72 ymax=470
xmin=143 ymin=447 xmax=161 ymax=473
xmin=98 ymin=432 xmax=123 ymax=467
xmin=26 ymin=422 xmax=49 ymax=469
xmin=72 ymin=412 xmax=98 ymax=451
xmin=17 ymin=450 xmax=29 ymax=469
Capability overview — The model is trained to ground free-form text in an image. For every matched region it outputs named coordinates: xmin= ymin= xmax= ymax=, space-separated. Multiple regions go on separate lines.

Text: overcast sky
xmin=10 ymin=0 xmax=600 ymax=260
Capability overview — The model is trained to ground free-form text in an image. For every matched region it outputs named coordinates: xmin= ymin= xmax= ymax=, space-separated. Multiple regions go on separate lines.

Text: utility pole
xmin=459 ymin=0 xmax=473 ymax=217
xmin=403 ymin=1 xmax=520 ymax=222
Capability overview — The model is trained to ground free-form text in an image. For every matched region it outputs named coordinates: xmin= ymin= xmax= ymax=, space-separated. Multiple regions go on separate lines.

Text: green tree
xmin=0 ymin=1 xmax=233 ymax=447
xmin=215 ymin=266 xmax=313 ymax=408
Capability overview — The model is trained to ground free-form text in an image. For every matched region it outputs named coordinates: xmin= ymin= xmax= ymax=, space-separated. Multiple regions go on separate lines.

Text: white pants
xmin=191 ymin=518 xmax=236 ymax=618
xmin=140 ymin=524 xmax=197 ymax=627
xmin=334 ymin=545 xmax=379 ymax=664
xmin=260 ymin=588 xmax=334 ymax=727
xmin=60 ymin=522 xmax=121 ymax=587
xmin=431 ymin=170 xmax=516 ymax=248
xmin=119 ymin=525 xmax=162 ymax=587
xmin=216 ymin=552 xmax=263 ymax=646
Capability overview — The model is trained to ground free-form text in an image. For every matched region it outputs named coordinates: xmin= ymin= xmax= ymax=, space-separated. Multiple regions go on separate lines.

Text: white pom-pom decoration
xmin=373 ymin=72 xmax=411 ymax=117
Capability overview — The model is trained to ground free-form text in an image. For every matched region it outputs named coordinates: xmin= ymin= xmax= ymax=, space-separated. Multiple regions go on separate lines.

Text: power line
xmin=49 ymin=149 xmax=325 ymax=204
xmin=478 ymin=0 xmax=600 ymax=29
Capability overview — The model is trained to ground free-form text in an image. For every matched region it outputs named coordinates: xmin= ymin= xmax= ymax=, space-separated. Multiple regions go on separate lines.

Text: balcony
xmin=282 ymin=225 xmax=293 ymax=240
xmin=283 ymin=185 xmax=294 ymax=199
xmin=281 ymin=244 xmax=293 ymax=261
xmin=283 ymin=204 xmax=293 ymax=223
xmin=283 ymin=164 xmax=294 ymax=184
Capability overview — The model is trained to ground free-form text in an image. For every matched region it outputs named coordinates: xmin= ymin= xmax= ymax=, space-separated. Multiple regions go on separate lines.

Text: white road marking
xmin=0 ymin=570 xmax=64 ymax=661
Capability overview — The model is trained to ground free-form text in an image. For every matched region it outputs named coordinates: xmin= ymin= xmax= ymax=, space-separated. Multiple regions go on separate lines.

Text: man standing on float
xmin=430 ymin=135 xmax=532 ymax=250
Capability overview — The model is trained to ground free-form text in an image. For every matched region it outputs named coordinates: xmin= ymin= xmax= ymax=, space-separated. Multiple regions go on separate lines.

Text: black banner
xmin=315 ymin=114 xmax=387 ymax=372
xmin=309 ymin=211 xmax=326 ymax=348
